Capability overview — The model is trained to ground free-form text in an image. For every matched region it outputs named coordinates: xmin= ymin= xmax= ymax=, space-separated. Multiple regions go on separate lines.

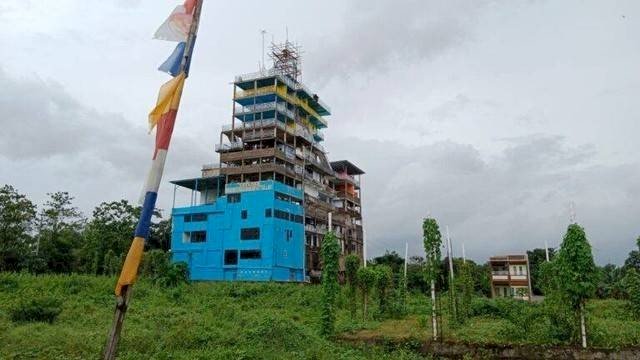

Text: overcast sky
xmin=1 ymin=0 xmax=639 ymax=265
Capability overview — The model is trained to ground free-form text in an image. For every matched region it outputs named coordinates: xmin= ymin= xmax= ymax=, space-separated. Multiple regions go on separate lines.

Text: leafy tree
xmin=370 ymin=250 xmax=404 ymax=274
xmin=553 ymin=223 xmax=597 ymax=348
xmin=622 ymin=268 xmax=640 ymax=319
xmin=344 ymin=254 xmax=361 ymax=319
xmin=624 ymin=237 xmax=640 ymax=274
xmin=406 ymin=256 xmax=428 ymax=292
xmin=356 ymin=266 xmax=376 ymax=321
xmin=320 ymin=231 xmax=339 ymax=336
xmin=103 ymin=250 xmax=121 ymax=276
xmin=422 ymin=217 xmax=443 ymax=340
xmin=527 ymin=247 xmax=556 ymax=295
xmin=455 ymin=262 xmax=475 ymax=324
xmin=596 ymin=264 xmax=625 ymax=299
xmin=36 ymin=192 xmax=84 ymax=273
xmin=148 ymin=217 xmax=172 ymax=251
xmin=374 ymin=265 xmax=393 ymax=317
xmin=79 ymin=200 xmax=138 ymax=274
xmin=0 ymin=185 xmax=36 ymax=271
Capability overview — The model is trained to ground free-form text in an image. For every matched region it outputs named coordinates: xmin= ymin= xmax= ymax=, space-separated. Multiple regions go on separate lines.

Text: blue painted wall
xmin=170 ymin=180 xmax=305 ymax=282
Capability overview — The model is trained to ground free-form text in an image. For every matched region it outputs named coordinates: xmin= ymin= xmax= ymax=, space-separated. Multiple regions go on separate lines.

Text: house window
xmin=274 ymin=209 xmax=289 ymax=220
xmin=183 ymin=231 xmax=206 ymax=243
xmin=241 ymin=227 xmax=260 ymax=240
xmin=292 ymin=214 xmax=303 ymax=224
xmin=240 ymin=250 xmax=261 ymax=260
xmin=228 ymin=193 xmax=241 ymax=203
xmin=241 ymin=210 xmax=248 ymax=219
xmin=265 ymin=209 xmax=272 ymax=217
xmin=184 ymin=213 xmax=207 ymax=222
xmin=224 ymin=250 xmax=238 ymax=265
xmin=275 ymin=192 xmax=290 ymax=202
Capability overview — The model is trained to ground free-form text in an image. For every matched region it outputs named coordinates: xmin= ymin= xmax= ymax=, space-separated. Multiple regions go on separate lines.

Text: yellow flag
xmin=148 ymin=72 xmax=186 ymax=132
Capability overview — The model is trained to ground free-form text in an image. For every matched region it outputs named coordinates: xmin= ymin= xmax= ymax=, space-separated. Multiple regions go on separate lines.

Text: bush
xmin=10 ymin=297 xmax=63 ymax=323
xmin=0 ymin=274 xmax=19 ymax=292
xmin=140 ymin=250 xmax=189 ymax=287
xmin=470 ymin=297 xmax=501 ymax=317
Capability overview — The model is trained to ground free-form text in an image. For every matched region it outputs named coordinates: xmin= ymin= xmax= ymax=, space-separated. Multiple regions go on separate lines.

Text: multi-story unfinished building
xmin=489 ymin=255 xmax=533 ymax=301
xmin=169 ymin=42 xmax=364 ymax=282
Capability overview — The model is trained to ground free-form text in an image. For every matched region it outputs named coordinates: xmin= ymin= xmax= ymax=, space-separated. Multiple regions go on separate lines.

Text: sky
xmin=0 ymin=0 xmax=639 ymax=265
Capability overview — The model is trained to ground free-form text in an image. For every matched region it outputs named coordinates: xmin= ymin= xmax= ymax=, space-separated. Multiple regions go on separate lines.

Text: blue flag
xmin=158 ymin=42 xmax=186 ymax=76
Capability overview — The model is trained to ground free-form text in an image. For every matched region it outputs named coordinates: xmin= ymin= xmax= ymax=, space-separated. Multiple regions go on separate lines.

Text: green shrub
xmin=470 ymin=297 xmax=501 ymax=317
xmin=0 ymin=274 xmax=19 ymax=292
xmin=9 ymin=297 xmax=63 ymax=323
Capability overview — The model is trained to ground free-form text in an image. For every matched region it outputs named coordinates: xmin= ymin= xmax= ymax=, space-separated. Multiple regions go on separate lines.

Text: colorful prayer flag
xmin=158 ymin=42 xmax=186 ymax=76
xmin=153 ymin=2 xmax=195 ymax=42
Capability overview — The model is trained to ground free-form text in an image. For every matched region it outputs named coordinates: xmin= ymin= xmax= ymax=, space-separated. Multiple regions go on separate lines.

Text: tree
xmin=422 ymin=217 xmax=443 ymax=340
xmin=320 ymin=231 xmax=339 ymax=337
xmin=624 ymin=237 xmax=640 ymax=274
xmin=596 ymin=264 xmax=625 ymax=299
xmin=527 ymin=247 xmax=556 ymax=295
xmin=455 ymin=262 xmax=474 ymax=324
xmin=344 ymin=254 xmax=361 ymax=319
xmin=406 ymin=256 xmax=428 ymax=292
xmin=357 ymin=266 xmax=376 ymax=321
xmin=36 ymin=192 xmax=84 ymax=273
xmin=0 ymin=185 xmax=37 ymax=272
xmin=374 ymin=265 xmax=393 ymax=317
xmin=623 ymin=268 xmax=640 ymax=319
xmin=554 ymin=223 xmax=597 ymax=348
xmin=371 ymin=251 xmax=404 ymax=274
xmin=79 ymin=200 xmax=139 ymax=274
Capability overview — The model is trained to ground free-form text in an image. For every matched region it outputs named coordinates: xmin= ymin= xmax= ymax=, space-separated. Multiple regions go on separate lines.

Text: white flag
xmin=153 ymin=5 xmax=192 ymax=42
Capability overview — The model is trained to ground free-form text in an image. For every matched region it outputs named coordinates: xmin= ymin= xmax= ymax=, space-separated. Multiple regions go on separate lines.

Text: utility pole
xmin=103 ymin=2 xmax=204 ymax=359
xmin=462 ymin=242 xmax=466 ymax=264
xmin=446 ymin=226 xmax=454 ymax=281
xmin=404 ymin=241 xmax=408 ymax=278
xmin=544 ymin=240 xmax=550 ymax=262
xmin=260 ymin=29 xmax=267 ymax=72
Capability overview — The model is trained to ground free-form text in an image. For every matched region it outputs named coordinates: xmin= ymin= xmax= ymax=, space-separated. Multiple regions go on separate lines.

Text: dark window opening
xmin=275 ymin=192 xmax=290 ymax=202
xmin=228 ymin=193 xmax=241 ymax=203
xmin=184 ymin=213 xmax=207 ymax=222
xmin=241 ymin=227 xmax=260 ymax=240
xmin=183 ymin=230 xmax=206 ymax=243
xmin=265 ymin=208 xmax=272 ymax=217
xmin=240 ymin=250 xmax=262 ymax=259
xmin=224 ymin=250 xmax=238 ymax=265
xmin=274 ymin=209 xmax=289 ymax=220
xmin=292 ymin=214 xmax=303 ymax=224
xmin=241 ymin=210 xmax=248 ymax=219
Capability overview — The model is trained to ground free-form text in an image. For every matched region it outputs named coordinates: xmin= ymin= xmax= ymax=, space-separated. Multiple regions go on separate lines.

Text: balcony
xmin=215 ymin=142 xmax=243 ymax=153
xmin=335 ymin=172 xmax=360 ymax=186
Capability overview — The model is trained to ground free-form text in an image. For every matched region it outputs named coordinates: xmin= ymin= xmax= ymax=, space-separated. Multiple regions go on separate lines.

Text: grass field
xmin=0 ymin=273 xmax=424 ymax=360
xmin=2 ymin=273 xmax=639 ymax=359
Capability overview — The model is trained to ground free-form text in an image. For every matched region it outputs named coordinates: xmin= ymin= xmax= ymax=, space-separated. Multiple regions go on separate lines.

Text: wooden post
xmin=102 ymin=2 xmax=204 ymax=359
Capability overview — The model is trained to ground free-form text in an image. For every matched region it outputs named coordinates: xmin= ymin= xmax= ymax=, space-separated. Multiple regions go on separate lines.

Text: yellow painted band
xmin=114 ymin=236 xmax=145 ymax=296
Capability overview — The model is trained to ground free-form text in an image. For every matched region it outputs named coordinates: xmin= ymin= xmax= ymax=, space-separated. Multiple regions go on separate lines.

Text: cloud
xmin=307 ymin=0 xmax=490 ymax=82
xmin=326 ymin=135 xmax=640 ymax=264
xmin=0 ymin=69 xmax=211 ymax=213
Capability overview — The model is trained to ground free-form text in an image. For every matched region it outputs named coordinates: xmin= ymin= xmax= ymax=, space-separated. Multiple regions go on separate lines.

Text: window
xmin=265 ymin=209 xmax=272 ymax=217
xmin=183 ymin=231 xmax=206 ymax=243
xmin=241 ymin=210 xmax=248 ymax=219
xmin=285 ymin=229 xmax=292 ymax=242
xmin=228 ymin=193 xmax=241 ymax=203
xmin=240 ymin=250 xmax=261 ymax=259
xmin=184 ymin=213 xmax=207 ymax=222
xmin=224 ymin=250 xmax=238 ymax=265
xmin=292 ymin=214 xmax=303 ymax=224
xmin=241 ymin=227 xmax=260 ymax=240
xmin=518 ymin=266 xmax=523 ymax=275
xmin=275 ymin=192 xmax=290 ymax=202
xmin=274 ymin=209 xmax=289 ymax=220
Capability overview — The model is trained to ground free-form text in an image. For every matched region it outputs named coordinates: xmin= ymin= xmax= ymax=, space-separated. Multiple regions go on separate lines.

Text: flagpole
xmin=103 ymin=2 xmax=204 ymax=359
